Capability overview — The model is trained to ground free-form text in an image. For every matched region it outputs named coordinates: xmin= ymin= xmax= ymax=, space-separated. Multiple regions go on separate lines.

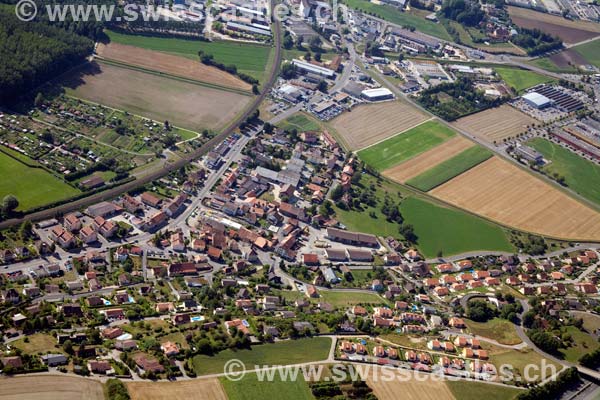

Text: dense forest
xmin=0 ymin=8 xmax=94 ymax=104
xmin=440 ymin=0 xmax=485 ymax=27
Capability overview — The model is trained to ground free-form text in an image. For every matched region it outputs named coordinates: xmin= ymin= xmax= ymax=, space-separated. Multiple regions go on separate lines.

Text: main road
xmin=0 ymin=9 xmax=283 ymax=230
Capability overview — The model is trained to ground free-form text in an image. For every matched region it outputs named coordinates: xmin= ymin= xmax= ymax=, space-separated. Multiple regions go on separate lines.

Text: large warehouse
xmin=522 ymin=92 xmax=553 ymax=109
xmin=291 ymin=60 xmax=335 ymax=79
xmin=361 ymin=87 xmax=394 ymax=101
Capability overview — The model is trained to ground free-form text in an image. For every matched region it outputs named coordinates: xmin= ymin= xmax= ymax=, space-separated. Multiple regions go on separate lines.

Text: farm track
xmin=0 ymin=14 xmax=282 ymax=229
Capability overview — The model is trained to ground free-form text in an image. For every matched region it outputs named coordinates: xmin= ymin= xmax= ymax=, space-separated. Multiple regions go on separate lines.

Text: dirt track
xmin=430 ymin=157 xmax=600 ymax=240
xmin=96 ymin=42 xmax=251 ymax=91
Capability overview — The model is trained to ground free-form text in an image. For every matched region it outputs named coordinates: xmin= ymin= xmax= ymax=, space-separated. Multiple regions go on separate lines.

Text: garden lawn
xmin=400 ymin=197 xmax=514 ymax=258
xmin=495 ymin=67 xmax=555 ymax=93
xmin=446 ymin=380 xmax=521 ymax=400
xmin=407 ymin=146 xmax=492 ymax=191
xmin=0 ymin=151 xmax=80 ymax=211
xmin=464 ymin=318 xmax=522 ymax=346
xmin=105 ymin=30 xmax=271 ymax=82
xmin=277 ymin=113 xmax=321 ymax=132
xmin=220 ymin=373 xmax=314 ymax=400
xmin=12 ymin=333 xmax=62 ymax=355
xmin=528 ymin=137 xmax=600 ymax=207
xmin=342 ymin=0 xmax=451 ymax=40
xmin=358 ymin=121 xmax=456 ymax=171
xmin=192 ymin=338 xmax=331 ymax=375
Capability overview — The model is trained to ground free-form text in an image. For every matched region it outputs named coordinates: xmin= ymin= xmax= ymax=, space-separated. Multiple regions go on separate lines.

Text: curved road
xmin=0 ymin=14 xmax=283 ymax=230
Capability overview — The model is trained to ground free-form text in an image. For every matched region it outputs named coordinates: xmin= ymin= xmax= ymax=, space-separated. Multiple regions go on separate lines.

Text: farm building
xmin=361 ymin=88 xmax=394 ymax=101
xmin=522 ymin=92 xmax=553 ymax=109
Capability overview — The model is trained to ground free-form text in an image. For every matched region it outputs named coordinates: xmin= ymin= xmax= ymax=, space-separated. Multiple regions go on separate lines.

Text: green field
xmin=105 ymin=30 xmax=272 ymax=82
xmin=221 ymin=373 xmax=314 ymax=400
xmin=357 ymin=121 xmax=456 ymax=171
xmin=400 ymin=197 xmax=514 ymax=258
xmin=572 ymin=39 xmax=600 ymax=67
xmin=495 ymin=67 xmax=555 ymax=93
xmin=529 ymin=57 xmax=579 ymax=73
xmin=464 ymin=318 xmax=522 ymax=346
xmin=277 ymin=113 xmax=321 ymax=132
xmin=332 ymin=174 xmax=513 ymax=258
xmin=192 ymin=338 xmax=331 ymax=375
xmin=342 ymin=0 xmax=451 ymax=40
xmin=0 ymin=151 xmax=80 ymax=211
xmin=527 ymin=138 xmax=600 ymax=206
xmin=407 ymin=146 xmax=492 ymax=191
xmin=446 ymin=380 xmax=521 ymax=400
xmin=559 ymin=325 xmax=600 ymax=363
xmin=318 ymin=291 xmax=387 ymax=307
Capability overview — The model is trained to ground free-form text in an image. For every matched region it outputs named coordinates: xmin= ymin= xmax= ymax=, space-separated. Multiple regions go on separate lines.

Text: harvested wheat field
xmin=508 ymin=6 xmax=600 ymax=44
xmin=452 ymin=105 xmax=537 ymax=143
xmin=331 ymin=101 xmax=429 ymax=151
xmin=127 ymin=379 xmax=227 ymax=400
xmin=366 ymin=369 xmax=455 ymax=400
xmin=430 ymin=157 xmax=600 ymax=240
xmin=0 ymin=375 xmax=104 ymax=400
xmin=96 ymin=42 xmax=251 ymax=91
xmin=383 ymin=135 xmax=474 ymax=183
xmin=63 ymin=62 xmax=251 ymax=132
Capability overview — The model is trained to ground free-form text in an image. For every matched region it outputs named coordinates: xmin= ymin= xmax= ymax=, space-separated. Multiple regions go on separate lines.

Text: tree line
xmin=0 ymin=8 xmax=93 ymax=104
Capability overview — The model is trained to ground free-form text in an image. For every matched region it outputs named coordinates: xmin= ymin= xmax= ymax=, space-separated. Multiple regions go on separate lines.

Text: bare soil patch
xmin=331 ymin=101 xmax=429 ymax=151
xmin=452 ymin=105 xmax=537 ymax=143
xmin=383 ymin=135 xmax=474 ymax=182
xmin=0 ymin=375 xmax=104 ymax=400
xmin=63 ymin=61 xmax=251 ymax=132
xmin=127 ymin=379 xmax=228 ymax=400
xmin=508 ymin=6 xmax=600 ymax=44
xmin=366 ymin=368 xmax=455 ymax=400
xmin=96 ymin=42 xmax=251 ymax=91
xmin=549 ymin=49 xmax=589 ymax=68
xmin=429 ymin=156 xmax=600 ymax=240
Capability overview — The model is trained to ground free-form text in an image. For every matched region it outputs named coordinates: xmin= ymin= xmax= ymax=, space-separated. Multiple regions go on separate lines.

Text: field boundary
xmin=406 ymin=146 xmax=493 ymax=192
xmin=355 ymin=117 xmax=435 ymax=152
xmin=96 ymin=58 xmax=253 ymax=96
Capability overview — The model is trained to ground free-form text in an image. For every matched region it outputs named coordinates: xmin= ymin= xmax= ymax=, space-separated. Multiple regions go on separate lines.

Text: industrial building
xmin=361 ymin=88 xmax=394 ymax=101
xmin=291 ymin=59 xmax=335 ymax=79
xmin=514 ymin=145 xmax=543 ymax=164
xmin=532 ymin=85 xmax=585 ymax=112
xmin=522 ymin=92 xmax=553 ymax=109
